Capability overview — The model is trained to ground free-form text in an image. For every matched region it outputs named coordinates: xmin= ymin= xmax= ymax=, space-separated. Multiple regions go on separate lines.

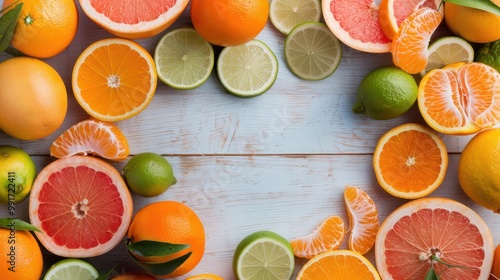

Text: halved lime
xmin=43 ymin=258 xmax=99 ymax=280
xmin=420 ymin=36 xmax=474 ymax=76
xmin=233 ymin=230 xmax=294 ymax=280
xmin=154 ymin=27 xmax=214 ymax=89
xmin=269 ymin=0 xmax=322 ymax=35
xmin=216 ymin=40 xmax=279 ymax=98
xmin=284 ymin=22 xmax=342 ymax=81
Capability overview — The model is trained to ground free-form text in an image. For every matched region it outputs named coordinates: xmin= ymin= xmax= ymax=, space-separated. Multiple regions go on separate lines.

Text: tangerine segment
xmin=29 ymin=156 xmax=133 ymax=258
xmin=290 ymin=216 xmax=345 ymax=259
xmin=50 ymin=118 xmax=130 ymax=161
xmin=344 ymin=185 xmax=379 ymax=255
xmin=72 ymin=38 xmax=157 ymax=122
xmin=373 ymin=123 xmax=448 ymax=199
xmin=296 ymin=250 xmax=381 ymax=280
xmin=391 ymin=7 xmax=442 ymax=74
xmin=375 ymin=197 xmax=494 ymax=280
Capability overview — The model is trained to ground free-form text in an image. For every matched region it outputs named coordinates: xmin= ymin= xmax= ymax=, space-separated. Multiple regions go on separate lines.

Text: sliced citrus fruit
xmin=420 ymin=36 xmax=474 ymax=76
xmin=29 ymin=156 xmax=133 ymax=258
xmin=344 ymin=185 xmax=379 ymax=255
xmin=233 ymin=230 xmax=294 ymax=280
xmin=373 ymin=123 xmax=448 ymax=199
xmin=296 ymin=250 xmax=381 ymax=279
xmin=216 ymin=40 xmax=278 ymax=98
xmin=379 ymin=0 xmax=443 ymax=40
xmin=269 ymin=0 xmax=322 ymax=35
xmin=50 ymin=118 xmax=130 ymax=161
xmin=78 ymin=0 xmax=190 ymax=39
xmin=43 ymin=258 xmax=99 ymax=280
xmin=391 ymin=7 xmax=443 ymax=74
xmin=284 ymin=22 xmax=342 ymax=81
xmin=322 ymin=0 xmax=391 ymax=53
xmin=375 ymin=197 xmax=495 ymax=280
xmin=72 ymin=38 xmax=157 ymax=122
xmin=154 ymin=27 xmax=214 ymax=90
xmin=290 ymin=216 xmax=345 ymax=259
xmin=185 ymin=273 xmax=224 ymax=280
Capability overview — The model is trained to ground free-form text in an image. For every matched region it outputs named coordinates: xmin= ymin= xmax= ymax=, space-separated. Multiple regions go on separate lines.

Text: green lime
xmin=475 ymin=39 xmax=500 ymax=73
xmin=233 ymin=230 xmax=294 ymax=280
xmin=0 ymin=145 xmax=36 ymax=204
xmin=269 ymin=0 xmax=322 ymax=35
xmin=154 ymin=27 xmax=214 ymax=89
xmin=122 ymin=152 xmax=177 ymax=197
xmin=217 ymin=40 xmax=279 ymax=98
xmin=43 ymin=258 xmax=99 ymax=280
xmin=353 ymin=66 xmax=418 ymax=120
xmin=284 ymin=22 xmax=342 ymax=81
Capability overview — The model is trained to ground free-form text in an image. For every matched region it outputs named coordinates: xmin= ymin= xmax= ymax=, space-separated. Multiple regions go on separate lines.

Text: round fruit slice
xmin=269 ymin=0 xmax=322 ymax=35
xmin=72 ymin=38 xmax=157 ymax=122
xmin=43 ymin=258 xmax=99 ymax=280
xmin=78 ymin=0 xmax=190 ymax=39
xmin=375 ymin=197 xmax=495 ymax=280
xmin=154 ymin=27 xmax=214 ymax=90
xmin=217 ymin=40 xmax=278 ymax=98
xmin=185 ymin=274 xmax=224 ymax=280
xmin=373 ymin=123 xmax=448 ymax=199
xmin=29 ymin=156 xmax=133 ymax=258
xmin=421 ymin=36 xmax=474 ymax=77
xmin=296 ymin=250 xmax=380 ymax=279
xmin=322 ymin=0 xmax=391 ymax=53
xmin=233 ymin=230 xmax=294 ymax=280
xmin=284 ymin=22 xmax=342 ymax=81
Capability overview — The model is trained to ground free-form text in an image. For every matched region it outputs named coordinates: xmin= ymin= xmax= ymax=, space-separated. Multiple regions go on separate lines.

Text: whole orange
xmin=0 ymin=57 xmax=68 ymax=140
xmin=444 ymin=2 xmax=500 ymax=43
xmin=127 ymin=201 xmax=205 ymax=278
xmin=0 ymin=228 xmax=43 ymax=280
xmin=190 ymin=0 xmax=269 ymax=46
xmin=2 ymin=0 xmax=78 ymax=58
xmin=492 ymin=243 xmax=500 ymax=278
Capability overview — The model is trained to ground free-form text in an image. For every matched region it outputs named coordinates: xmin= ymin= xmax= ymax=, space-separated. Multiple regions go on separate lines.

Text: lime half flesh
xmin=43 ymin=258 xmax=99 ymax=280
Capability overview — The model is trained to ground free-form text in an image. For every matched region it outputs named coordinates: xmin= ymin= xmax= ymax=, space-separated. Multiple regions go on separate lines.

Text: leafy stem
xmin=424 ymin=254 xmax=473 ymax=280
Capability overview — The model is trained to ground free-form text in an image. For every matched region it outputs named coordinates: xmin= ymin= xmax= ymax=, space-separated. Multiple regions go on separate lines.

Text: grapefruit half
xmin=29 ymin=156 xmax=133 ymax=258
xmin=375 ymin=197 xmax=494 ymax=280
xmin=78 ymin=0 xmax=190 ymax=39
xmin=322 ymin=0 xmax=391 ymax=53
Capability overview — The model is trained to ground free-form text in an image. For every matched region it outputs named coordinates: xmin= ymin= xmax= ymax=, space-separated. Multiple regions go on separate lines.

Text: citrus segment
xmin=373 ymin=123 xmax=448 ymax=199
xmin=29 ymin=156 xmax=133 ymax=258
xmin=375 ymin=197 xmax=495 ymax=280
xmin=296 ymin=250 xmax=381 ymax=280
xmin=344 ymin=185 xmax=379 ymax=255
xmin=284 ymin=22 xmax=342 ymax=81
xmin=50 ymin=118 xmax=130 ymax=161
xmin=154 ymin=27 xmax=214 ymax=90
xmin=78 ymin=0 xmax=189 ymax=39
xmin=290 ymin=216 xmax=345 ymax=259
xmin=269 ymin=0 xmax=322 ymax=35
xmin=43 ymin=258 xmax=99 ymax=280
xmin=391 ymin=7 xmax=443 ymax=74
xmin=322 ymin=0 xmax=391 ymax=53
xmin=421 ymin=36 xmax=474 ymax=76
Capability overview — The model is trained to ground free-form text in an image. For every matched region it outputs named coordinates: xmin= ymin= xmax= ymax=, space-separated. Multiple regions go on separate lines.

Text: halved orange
xmin=50 ymin=118 xmax=130 ymax=161
xmin=391 ymin=7 xmax=442 ymax=74
xmin=344 ymin=185 xmax=379 ymax=255
xmin=290 ymin=216 xmax=345 ymax=259
xmin=373 ymin=123 xmax=448 ymax=199
xmin=72 ymin=38 xmax=157 ymax=122
xmin=296 ymin=250 xmax=380 ymax=279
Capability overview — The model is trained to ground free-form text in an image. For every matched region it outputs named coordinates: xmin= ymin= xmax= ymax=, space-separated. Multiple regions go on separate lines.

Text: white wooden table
xmin=1 ymin=2 xmax=498 ymax=280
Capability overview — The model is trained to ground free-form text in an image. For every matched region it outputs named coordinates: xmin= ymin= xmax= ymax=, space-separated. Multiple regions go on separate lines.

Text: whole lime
xmin=475 ymin=39 xmax=500 ymax=73
xmin=122 ymin=153 xmax=176 ymax=197
xmin=0 ymin=145 xmax=37 ymax=204
xmin=353 ymin=66 xmax=418 ymax=120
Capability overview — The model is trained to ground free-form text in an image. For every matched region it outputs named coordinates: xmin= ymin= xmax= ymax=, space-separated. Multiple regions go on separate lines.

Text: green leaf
xmin=0 ymin=218 xmax=41 ymax=232
xmin=0 ymin=2 xmax=23 ymax=53
xmin=95 ymin=269 xmax=113 ymax=280
xmin=126 ymin=239 xmax=189 ymax=257
xmin=444 ymin=0 xmax=500 ymax=16
xmin=425 ymin=268 xmax=438 ymax=280
xmin=129 ymin=250 xmax=192 ymax=276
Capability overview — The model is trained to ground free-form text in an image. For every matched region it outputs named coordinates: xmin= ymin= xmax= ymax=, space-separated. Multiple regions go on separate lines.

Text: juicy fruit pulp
xmin=0 ymin=145 xmax=36 ymax=204
xmin=43 ymin=258 xmax=99 ymax=280
xmin=269 ymin=0 xmax=322 ymax=35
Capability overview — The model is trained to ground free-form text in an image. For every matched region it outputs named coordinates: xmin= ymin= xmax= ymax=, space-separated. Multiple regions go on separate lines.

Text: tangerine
xmin=0 ymin=228 xmax=43 ymax=280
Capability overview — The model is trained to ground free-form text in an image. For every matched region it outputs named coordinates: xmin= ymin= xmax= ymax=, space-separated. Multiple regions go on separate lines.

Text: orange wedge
xmin=72 ymin=38 xmax=157 ymax=122
xmin=373 ymin=123 xmax=448 ymax=199
xmin=50 ymin=118 xmax=130 ymax=161
xmin=391 ymin=7 xmax=442 ymax=74
xmin=290 ymin=216 xmax=345 ymax=259
xmin=344 ymin=185 xmax=379 ymax=255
